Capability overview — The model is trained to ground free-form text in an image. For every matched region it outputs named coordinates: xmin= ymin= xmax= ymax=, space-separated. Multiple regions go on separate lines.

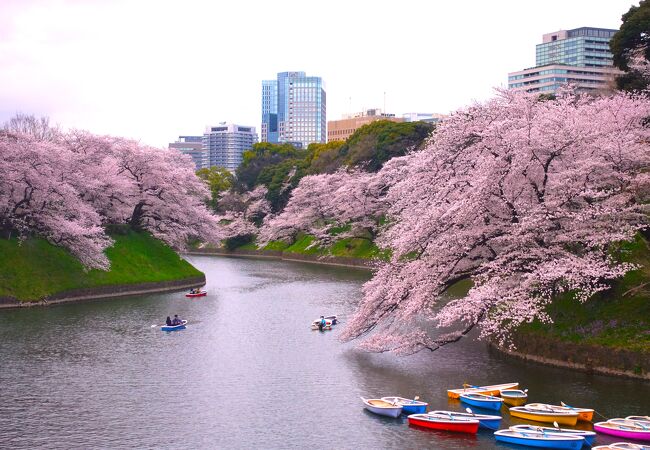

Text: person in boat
xmin=318 ymin=315 xmax=326 ymax=331
xmin=165 ymin=316 xmax=172 ymax=326
xmin=172 ymin=314 xmax=181 ymax=326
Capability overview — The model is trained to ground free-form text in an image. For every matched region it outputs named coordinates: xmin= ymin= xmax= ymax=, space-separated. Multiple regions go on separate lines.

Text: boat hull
xmin=495 ymin=432 xmax=583 ymax=449
xmin=161 ymin=320 xmax=187 ymax=332
xmin=361 ymin=398 xmax=402 ymax=418
xmin=501 ymin=390 xmax=528 ymax=406
xmin=380 ymin=397 xmax=428 ymax=414
xmin=447 ymin=382 xmax=519 ymax=399
xmin=428 ymin=411 xmax=502 ymax=430
xmin=460 ymin=395 xmax=503 ymax=412
xmin=185 ymin=292 xmax=206 ymax=297
xmin=503 ymin=396 xmax=528 ymax=406
xmin=510 ymin=425 xmax=596 ymax=447
xmin=594 ymin=423 xmax=650 ymax=442
xmin=509 ymin=408 xmax=578 ymax=426
xmin=408 ymin=415 xmax=479 ymax=434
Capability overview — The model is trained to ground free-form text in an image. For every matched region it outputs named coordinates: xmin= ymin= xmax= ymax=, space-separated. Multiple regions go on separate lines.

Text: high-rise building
xmin=203 ymin=123 xmax=258 ymax=171
xmin=261 ymin=71 xmax=326 ymax=147
xmin=261 ymin=80 xmax=278 ymax=143
xmin=508 ymin=27 xmax=622 ymax=94
xmin=169 ymin=135 xmax=208 ymax=170
xmin=328 ymin=108 xmax=404 ymax=143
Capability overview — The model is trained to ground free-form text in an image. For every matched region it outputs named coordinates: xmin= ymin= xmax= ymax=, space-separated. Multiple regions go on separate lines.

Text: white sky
xmin=0 ymin=0 xmax=635 ymax=147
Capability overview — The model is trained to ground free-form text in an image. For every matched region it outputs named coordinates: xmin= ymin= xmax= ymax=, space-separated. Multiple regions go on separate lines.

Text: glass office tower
xmin=508 ymin=27 xmax=620 ymax=94
xmin=261 ymin=80 xmax=278 ymax=143
xmin=261 ymin=71 xmax=326 ymax=147
xmin=535 ymin=27 xmax=617 ymax=68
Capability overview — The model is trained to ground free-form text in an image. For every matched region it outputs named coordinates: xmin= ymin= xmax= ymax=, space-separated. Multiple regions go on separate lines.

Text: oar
xmin=410 ymin=395 xmax=420 ymax=404
xmin=466 ymin=407 xmax=475 ymax=416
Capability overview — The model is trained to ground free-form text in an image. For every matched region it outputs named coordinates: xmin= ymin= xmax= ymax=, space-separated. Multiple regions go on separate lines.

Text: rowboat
xmin=593 ymin=443 xmax=650 ymax=449
xmin=501 ymin=389 xmax=528 ymax=406
xmin=381 ymin=396 xmax=428 ymax=414
xmin=593 ymin=420 xmax=650 ymax=441
xmin=360 ymin=397 xmax=402 ymax=418
xmin=510 ymin=424 xmax=596 ymax=447
xmin=509 ymin=406 xmax=579 ymax=426
xmin=494 ymin=429 xmax=584 ymax=449
xmin=185 ymin=290 xmax=206 ymax=297
xmin=311 ymin=319 xmax=333 ymax=331
xmin=447 ymin=382 xmax=519 ymax=399
xmin=459 ymin=393 xmax=504 ymax=411
xmin=524 ymin=403 xmax=594 ymax=422
xmin=429 ymin=410 xmax=502 ymax=430
xmin=324 ymin=315 xmax=338 ymax=325
xmin=161 ymin=320 xmax=187 ymax=331
xmin=408 ymin=413 xmax=479 ymax=434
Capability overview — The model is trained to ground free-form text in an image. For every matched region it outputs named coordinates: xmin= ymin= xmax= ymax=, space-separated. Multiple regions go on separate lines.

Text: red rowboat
xmin=185 ymin=290 xmax=207 ymax=298
xmin=408 ymin=413 xmax=480 ymax=434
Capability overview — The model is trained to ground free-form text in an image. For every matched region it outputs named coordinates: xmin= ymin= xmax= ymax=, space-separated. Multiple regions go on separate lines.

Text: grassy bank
xmin=0 ymin=230 xmax=203 ymax=302
xmin=241 ymin=233 xmax=389 ymax=260
xmin=517 ymin=233 xmax=650 ymax=354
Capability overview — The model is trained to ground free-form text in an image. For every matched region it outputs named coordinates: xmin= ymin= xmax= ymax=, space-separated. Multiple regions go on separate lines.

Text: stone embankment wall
xmin=0 ymin=275 xmax=206 ymax=309
xmin=187 ymin=248 xmax=374 ymax=270
xmin=492 ymin=332 xmax=650 ymax=380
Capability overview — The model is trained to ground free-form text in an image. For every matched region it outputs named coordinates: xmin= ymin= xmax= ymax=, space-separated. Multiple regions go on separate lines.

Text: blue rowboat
xmin=460 ymin=393 xmax=504 ymax=412
xmin=381 ymin=396 xmax=428 ymax=414
xmin=510 ymin=425 xmax=596 ymax=447
xmin=429 ymin=410 xmax=502 ymax=430
xmin=161 ymin=320 xmax=187 ymax=332
xmin=495 ymin=429 xmax=584 ymax=449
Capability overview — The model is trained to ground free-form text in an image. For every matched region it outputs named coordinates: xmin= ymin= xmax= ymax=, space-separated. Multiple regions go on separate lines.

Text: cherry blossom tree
xmin=214 ymin=185 xmax=271 ymax=242
xmin=340 ymin=89 xmax=650 ymax=354
xmin=1 ymin=121 xmax=227 ymax=269
xmin=258 ymin=156 xmax=415 ymax=246
xmin=0 ymin=131 xmax=113 ymax=269
xmin=108 ymin=139 xmax=224 ymax=249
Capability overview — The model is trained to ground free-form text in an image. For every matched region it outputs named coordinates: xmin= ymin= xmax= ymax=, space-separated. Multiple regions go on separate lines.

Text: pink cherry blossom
xmin=335 ymin=89 xmax=650 ymax=353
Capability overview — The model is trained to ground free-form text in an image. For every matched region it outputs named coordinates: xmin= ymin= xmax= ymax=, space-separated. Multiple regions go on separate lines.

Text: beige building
xmin=327 ymin=108 xmax=404 ymax=143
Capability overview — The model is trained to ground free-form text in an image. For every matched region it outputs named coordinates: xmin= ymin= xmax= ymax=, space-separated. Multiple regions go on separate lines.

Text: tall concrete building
xmin=169 ymin=135 xmax=208 ymax=170
xmin=261 ymin=71 xmax=326 ymax=147
xmin=508 ymin=27 xmax=622 ymax=94
xmin=203 ymin=123 xmax=258 ymax=171
xmin=328 ymin=108 xmax=404 ymax=143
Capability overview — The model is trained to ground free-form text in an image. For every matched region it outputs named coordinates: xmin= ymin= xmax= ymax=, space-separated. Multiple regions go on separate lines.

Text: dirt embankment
xmin=492 ymin=331 xmax=650 ymax=380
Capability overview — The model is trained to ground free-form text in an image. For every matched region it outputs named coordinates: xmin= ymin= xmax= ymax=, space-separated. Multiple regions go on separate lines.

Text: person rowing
xmin=171 ymin=314 xmax=182 ymax=326
xmin=318 ymin=316 xmax=326 ymax=331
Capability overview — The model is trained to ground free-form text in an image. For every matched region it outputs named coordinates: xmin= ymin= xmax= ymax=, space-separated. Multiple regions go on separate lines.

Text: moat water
xmin=1 ymin=255 xmax=648 ymax=449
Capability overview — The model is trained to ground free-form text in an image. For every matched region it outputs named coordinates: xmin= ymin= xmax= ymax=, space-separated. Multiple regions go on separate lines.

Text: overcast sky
xmin=0 ymin=0 xmax=636 ymax=147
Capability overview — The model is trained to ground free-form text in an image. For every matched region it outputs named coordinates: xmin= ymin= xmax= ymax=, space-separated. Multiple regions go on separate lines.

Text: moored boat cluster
xmin=362 ymin=382 xmax=650 ymax=448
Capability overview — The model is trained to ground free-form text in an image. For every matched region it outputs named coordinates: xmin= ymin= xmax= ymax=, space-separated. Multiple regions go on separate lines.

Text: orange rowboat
xmin=447 ymin=382 xmax=519 ymax=399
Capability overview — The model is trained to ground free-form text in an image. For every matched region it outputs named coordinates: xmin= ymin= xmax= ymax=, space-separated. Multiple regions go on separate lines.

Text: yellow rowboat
xmin=509 ymin=406 xmax=579 ymax=426
xmin=447 ymin=382 xmax=519 ymax=399
xmin=526 ymin=402 xmax=594 ymax=422
xmin=501 ymin=389 xmax=528 ymax=406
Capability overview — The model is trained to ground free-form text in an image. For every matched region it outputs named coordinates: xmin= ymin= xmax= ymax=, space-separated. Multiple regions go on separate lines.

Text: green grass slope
xmin=0 ymin=230 xmax=203 ymax=302
xmin=258 ymin=233 xmax=389 ymax=260
xmin=519 ymin=233 xmax=650 ymax=353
